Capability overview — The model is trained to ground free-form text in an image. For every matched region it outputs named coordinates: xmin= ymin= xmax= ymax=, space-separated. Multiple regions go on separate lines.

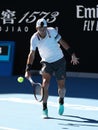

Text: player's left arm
xmin=58 ymin=38 xmax=79 ymax=65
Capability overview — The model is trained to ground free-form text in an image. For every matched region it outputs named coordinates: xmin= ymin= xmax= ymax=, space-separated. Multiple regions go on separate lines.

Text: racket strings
xmin=34 ymin=83 xmax=44 ymax=102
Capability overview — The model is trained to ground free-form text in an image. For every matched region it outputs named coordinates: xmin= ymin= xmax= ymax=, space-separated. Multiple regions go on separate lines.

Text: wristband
xmin=25 ymin=64 xmax=32 ymax=71
xmin=66 ymin=48 xmax=74 ymax=56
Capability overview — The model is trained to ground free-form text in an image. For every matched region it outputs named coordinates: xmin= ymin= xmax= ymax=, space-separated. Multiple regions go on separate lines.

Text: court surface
xmin=0 ymin=75 xmax=98 ymax=130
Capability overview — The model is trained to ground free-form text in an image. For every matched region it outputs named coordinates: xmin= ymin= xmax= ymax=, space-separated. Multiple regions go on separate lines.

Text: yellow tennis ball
xmin=17 ymin=76 xmax=24 ymax=83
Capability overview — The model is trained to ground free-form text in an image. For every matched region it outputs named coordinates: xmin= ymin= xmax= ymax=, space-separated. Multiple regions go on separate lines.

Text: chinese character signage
xmin=0 ymin=9 xmax=59 ymax=33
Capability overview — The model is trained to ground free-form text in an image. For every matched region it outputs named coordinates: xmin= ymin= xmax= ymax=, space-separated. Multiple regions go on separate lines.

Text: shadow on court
xmin=49 ymin=115 xmax=98 ymax=124
xmin=48 ymin=115 xmax=98 ymax=129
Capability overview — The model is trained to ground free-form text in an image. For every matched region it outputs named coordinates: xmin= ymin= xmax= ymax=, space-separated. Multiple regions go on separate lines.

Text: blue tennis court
xmin=0 ymin=74 xmax=98 ymax=130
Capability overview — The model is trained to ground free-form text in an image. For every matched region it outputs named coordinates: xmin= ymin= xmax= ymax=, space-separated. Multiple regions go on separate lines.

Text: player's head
xmin=36 ymin=18 xmax=47 ymax=36
xmin=36 ymin=18 xmax=47 ymax=28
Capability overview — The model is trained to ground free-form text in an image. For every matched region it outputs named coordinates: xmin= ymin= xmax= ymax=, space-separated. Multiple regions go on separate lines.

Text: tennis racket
xmin=27 ymin=77 xmax=44 ymax=102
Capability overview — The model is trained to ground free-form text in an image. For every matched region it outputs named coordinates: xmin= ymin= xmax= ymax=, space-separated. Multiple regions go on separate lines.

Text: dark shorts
xmin=41 ymin=57 xmax=66 ymax=80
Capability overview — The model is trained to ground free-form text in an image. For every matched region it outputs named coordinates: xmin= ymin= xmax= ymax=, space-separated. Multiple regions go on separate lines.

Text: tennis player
xmin=25 ymin=18 xmax=79 ymax=118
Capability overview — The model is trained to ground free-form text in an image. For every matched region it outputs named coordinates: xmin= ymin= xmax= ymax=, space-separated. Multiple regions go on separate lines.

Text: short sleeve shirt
xmin=30 ymin=27 xmax=64 ymax=63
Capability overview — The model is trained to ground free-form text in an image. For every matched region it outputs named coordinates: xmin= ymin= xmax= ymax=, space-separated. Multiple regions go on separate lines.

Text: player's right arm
xmin=25 ymin=50 xmax=35 ymax=78
xmin=25 ymin=32 xmax=37 ymax=78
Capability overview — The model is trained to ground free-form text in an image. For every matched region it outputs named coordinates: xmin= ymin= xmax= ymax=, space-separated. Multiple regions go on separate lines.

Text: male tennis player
xmin=25 ymin=18 xmax=79 ymax=118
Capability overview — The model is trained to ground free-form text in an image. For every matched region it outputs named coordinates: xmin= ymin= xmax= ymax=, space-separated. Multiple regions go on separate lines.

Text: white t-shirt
xmin=30 ymin=27 xmax=64 ymax=63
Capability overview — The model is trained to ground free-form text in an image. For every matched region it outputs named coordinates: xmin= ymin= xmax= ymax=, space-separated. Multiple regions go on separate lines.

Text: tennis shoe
xmin=58 ymin=104 xmax=64 ymax=115
xmin=42 ymin=109 xmax=48 ymax=119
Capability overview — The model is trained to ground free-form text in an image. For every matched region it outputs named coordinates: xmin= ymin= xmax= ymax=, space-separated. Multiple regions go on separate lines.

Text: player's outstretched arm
xmin=58 ymin=38 xmax=79 ymax=65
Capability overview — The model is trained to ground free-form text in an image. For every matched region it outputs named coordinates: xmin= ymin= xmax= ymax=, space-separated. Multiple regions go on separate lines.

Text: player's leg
xmin=57 ymin=79 xmax=66 ymax=115
xmin=54 ymin=57 xmax=66 ymax=115
xmin=41 ymin=62 xmax=52 ymax=118
xmin=41 ymin=72 xmax=51 ymax=118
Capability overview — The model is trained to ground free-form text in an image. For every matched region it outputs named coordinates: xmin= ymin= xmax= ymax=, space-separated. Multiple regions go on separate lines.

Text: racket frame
xmin=28 ymin=77 xmax=44 ymax=102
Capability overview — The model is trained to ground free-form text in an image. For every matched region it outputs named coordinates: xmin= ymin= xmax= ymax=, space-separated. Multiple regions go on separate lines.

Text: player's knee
xmin=58 ymin=87 xmax=66 ymax=98
xmin=42 ymin=78 xmax=49 ymax=89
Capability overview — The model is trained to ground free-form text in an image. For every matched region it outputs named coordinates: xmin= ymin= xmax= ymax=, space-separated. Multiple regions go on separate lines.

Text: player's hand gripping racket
xmin=28 ymin=77 xmax=44 ymax=102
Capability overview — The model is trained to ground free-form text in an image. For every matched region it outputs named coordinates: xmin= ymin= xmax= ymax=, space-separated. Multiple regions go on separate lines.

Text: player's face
xmin=36 ymin=27 xmax=47 ymax=38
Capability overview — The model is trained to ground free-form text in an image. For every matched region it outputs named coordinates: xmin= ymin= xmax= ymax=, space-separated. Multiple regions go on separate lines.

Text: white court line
xmin=0 ymin=97 xmax=98 ymax=111
xmin=0 ymin=126 xmax=19 ymax=130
